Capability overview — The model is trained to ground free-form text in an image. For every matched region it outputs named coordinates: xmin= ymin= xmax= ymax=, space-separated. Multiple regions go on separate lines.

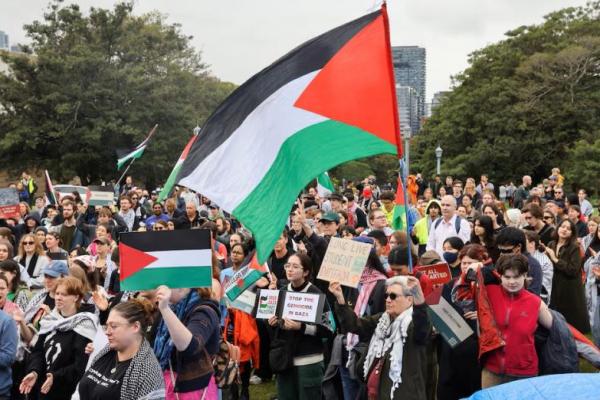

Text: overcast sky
xmin=1 ymin=0 xmax=588 ymax=102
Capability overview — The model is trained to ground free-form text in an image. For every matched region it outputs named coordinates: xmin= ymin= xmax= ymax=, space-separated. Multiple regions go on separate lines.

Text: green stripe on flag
xmin=117 ymin=146 xmax=146 ymax=170
xmin=392 ymin=204 xmax=406 ymax=231
xmin=233 ymin=119 xmax=396 ymax=263
xmin=120 ymin=266 xmax=212 ymax=291
xmin=225 ymin=268 xmax=265 ymax=301
xmin=158 ymin=162 xmax=182 ymax=203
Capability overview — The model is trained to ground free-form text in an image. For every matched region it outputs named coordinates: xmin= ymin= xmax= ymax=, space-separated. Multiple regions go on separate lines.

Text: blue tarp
xmin=466 ymin=373 xmax=600 ymax=400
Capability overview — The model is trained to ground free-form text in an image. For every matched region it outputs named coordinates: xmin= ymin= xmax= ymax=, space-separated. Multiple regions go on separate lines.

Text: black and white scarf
xmin=38 ymin=309 xmax=98 ymax=343
xmin=91 ymin=339 xmax=165 ymax=400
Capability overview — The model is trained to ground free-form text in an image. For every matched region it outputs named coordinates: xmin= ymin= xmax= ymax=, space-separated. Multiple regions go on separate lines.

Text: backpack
xmin=197 ymin=305 xmax=241 ymax=389
xmin=433 ymin=216 xmax=462 ymax=233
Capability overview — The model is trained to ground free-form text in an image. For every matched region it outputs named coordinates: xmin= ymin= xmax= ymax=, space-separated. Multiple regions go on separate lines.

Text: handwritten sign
xmin=317 ymin=237 xmax=372 ymax=288
xmin=0 ymin=188 xmax=20 ymax=219
xmin=254 ymin=289 xmax=325 ymax=324
xmin=415 ymin=262 xmax=452 ymax=286
xmin=281 ymin=291 xmax=324 ymax=324
xmin=255 ymin=289 xmax=280 ymax=320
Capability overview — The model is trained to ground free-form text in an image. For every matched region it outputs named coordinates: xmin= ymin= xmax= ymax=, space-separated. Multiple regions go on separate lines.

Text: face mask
xmin=443 ymin=251 xmax=458 ymax=264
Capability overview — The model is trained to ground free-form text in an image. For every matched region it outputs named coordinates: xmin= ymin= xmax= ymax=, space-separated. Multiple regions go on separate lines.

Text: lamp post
xmin=402 ymin=126 xmax=411 ymax=175
xmin=435 ymin=145 xmax=443 ymax=175
xmin=193 ymin=125 xmax=201 ymax=136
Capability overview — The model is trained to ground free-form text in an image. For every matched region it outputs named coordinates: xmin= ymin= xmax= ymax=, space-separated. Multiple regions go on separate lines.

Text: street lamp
xmin=193 ymin=125 xmax=201 ymax=136
xmin=435 ymin=145 xmax=443 ymax=175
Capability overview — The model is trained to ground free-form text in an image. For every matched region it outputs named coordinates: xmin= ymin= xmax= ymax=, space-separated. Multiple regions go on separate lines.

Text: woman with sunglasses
xmin=545 ymin=219 xmax=591 ymax=333
xmin=329 ymin=274 xmax=429 ymax=400
xmin=15 ymin=233 xmax=49 ymax=289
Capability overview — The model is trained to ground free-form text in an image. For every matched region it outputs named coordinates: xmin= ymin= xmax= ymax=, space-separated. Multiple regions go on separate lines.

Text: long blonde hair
xmin=17 ymin=233 xmax=45 ymax=259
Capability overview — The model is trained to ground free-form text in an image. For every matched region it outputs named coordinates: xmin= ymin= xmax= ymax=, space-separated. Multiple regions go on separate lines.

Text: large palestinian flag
xmin=119 ymin=229 xmax=213 ymax=290
xmin=177 ymin=5 xmax=402 ymax=262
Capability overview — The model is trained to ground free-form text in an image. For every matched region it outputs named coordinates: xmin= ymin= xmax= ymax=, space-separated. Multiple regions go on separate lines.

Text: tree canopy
xmin=0 ymin=0 xmax=234 ymax=186
xmin=412 ymin=2 xmax=600 ymax=194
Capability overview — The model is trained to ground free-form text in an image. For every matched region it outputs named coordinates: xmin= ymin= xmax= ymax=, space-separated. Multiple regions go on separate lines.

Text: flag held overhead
xmin=119 ymin=229 xmax=213 ymax=291
xmin=177 ymin=6 xmax=401 ymax=263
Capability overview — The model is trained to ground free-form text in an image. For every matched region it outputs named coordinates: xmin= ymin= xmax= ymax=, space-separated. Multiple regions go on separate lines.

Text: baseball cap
xmin=43 ymin=260 xmax=69 ymax=278
xmin=329 ymin=193 xmax=343 ymax=202
xmin=320 ymin=212 xmax=340 ymax=223
xmin=93 ymin=237 xmax=110 ymax=246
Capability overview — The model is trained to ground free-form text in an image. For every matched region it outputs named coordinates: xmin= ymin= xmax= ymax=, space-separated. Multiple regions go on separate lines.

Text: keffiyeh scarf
xmin=363 ymin=308 xmax=413 ymax=399
xmin=38 ymin=308 xmax=98 ymax=343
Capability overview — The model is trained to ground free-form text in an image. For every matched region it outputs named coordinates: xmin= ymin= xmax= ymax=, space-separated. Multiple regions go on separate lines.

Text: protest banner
xmin=426 ymin=287 xmax=474 ymax=348
xmin=119 ymin=229 xmax=212 ymax=290
xmin=254 ymin=289 xmax=325 ymax=324
xmin=86 ymin=185 xmax=115 ymax=206
xmin=0 ymin=188 xmax=20 ymax=219
xmin=317 ymin=237 xmax=372 ymax=288
xmin=415 ymin=262 xmax=453 ymax=286
xmin=255 ymin=289 xmax=281 ymax=320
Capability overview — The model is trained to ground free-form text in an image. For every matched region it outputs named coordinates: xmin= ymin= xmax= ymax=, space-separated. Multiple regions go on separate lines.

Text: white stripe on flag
xmin=145 ymin=249 xmax=212 ymax=269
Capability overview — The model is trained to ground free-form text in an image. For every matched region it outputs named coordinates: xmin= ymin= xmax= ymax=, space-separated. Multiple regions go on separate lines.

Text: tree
xmin=0 ymin=1 xmax=234 ymax=186
xmin=412 ymin=2 xmax=600 ymax=189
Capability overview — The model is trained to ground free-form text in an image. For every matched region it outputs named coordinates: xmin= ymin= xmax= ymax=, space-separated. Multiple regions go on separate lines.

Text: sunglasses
xmin=384 ymin=292 xmax=406 ymax=300
xmin=23 ymin=241 xmax=35 ymax=245
xmin=543 ymin=216 xmax=553 ymax=221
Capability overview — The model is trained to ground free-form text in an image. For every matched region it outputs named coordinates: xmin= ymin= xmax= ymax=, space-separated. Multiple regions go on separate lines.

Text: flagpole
xmin=382 ymin=3 xmax=413 ymax=272
xmin=115 ymin=124 xmax=158 ymax=190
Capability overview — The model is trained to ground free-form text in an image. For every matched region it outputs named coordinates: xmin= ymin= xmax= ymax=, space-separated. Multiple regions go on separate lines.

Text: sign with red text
xmin=317 ymin=237 xmax=372 ymax=288
xmin=0 ymin=188 xmax=20 ymax=220
xmin=254 ymin=289 xmax=325 ymax=324
xmin=415 ymin=262 xmax=452 ymax=286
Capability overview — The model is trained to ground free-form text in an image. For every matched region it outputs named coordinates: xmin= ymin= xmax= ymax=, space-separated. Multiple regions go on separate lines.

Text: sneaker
xmin=249 ymin=375 xmax=262 ymax=385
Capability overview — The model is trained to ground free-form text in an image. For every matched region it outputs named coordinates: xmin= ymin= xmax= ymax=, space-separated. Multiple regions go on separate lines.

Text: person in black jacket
xmin=19 ymin=276 xmax=98 ymax=400
xmin=268 ymin=253 xmax=334 ymax=400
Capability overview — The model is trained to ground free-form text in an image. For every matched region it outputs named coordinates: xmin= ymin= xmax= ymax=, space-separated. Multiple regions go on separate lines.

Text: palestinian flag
xmin=158 ymin=133 xmax=199 ymax=203
xmin=117 ymin=124 xmax=158 ymax=170
xmin=392 ymin=178 xmax=407 ymax=230
xmin=225 ymin=254 xmax=269 ymax=301
xmin=177 ymin=5 xmax=402 ymax=262
xmin=119 ymin=229 xmax=213 ymax=291
xmin=44 ymin=170 xmax=57 ymax=206
xmin=316 ymin=171 xmax=334 ymax=198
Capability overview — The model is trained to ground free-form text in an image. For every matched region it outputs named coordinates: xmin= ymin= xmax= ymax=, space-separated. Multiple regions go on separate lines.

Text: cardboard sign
xmin=317 ymin=237 xmax=372 ymax=288
xmin=87 ymin=185 xmax=115 ymax=206
xmin=415 ymin=262 xmax=452 ymax=286
xmin=0 ymin=188 xmax=20 ymax=219
xmin=254 ymin=289 xmax=325 ymax=324
xmin=255 ymin=289 xmax=280 ymax=319
xmin=426 ymin=287 xmax=474 ymax=348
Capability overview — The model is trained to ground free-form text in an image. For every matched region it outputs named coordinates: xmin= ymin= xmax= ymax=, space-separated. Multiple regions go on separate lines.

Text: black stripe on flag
xmin=119 ymin=229 xmax=211 ymax=252
xmin=177 ymin=10 xmax=380 ymax=181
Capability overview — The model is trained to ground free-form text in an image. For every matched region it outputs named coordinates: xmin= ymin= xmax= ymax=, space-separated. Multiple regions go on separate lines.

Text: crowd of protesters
xmin=0 ymin=168 xmax=598 ymax=400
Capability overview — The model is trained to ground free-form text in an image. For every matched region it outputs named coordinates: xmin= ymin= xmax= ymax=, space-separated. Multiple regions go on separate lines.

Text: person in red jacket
xmin=472 ymin=254 xmax=553 ymax=388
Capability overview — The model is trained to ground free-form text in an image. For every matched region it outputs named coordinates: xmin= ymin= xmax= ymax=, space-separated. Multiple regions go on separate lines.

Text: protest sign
xmin=415 ymin=262 xmax=452 ymax=286
xmin=0 ymin=188 xmax=20 ymax=219
xmin=86 ymin=185 xmax=115 ymax=206
xmin=254 ymin=289 xmax=325 ymax=324
xmin=426 ymin=287 xmax=474 ymax=348
xmin=225 ymin=255 xmax=269 ymax=301
xmin=229 ymin=289 xmax=257 ymax=315
xmin=255 ymin=289 xmax=281 ymax=320
xmin=317 ymin=237 xmax=372 ymax=288
xmin=281 ymin=291 xmax=324 ymax=324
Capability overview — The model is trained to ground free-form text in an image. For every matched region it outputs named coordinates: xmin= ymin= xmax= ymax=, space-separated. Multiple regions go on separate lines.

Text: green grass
xmin=249 ymin=380 xmax=277 ymax=399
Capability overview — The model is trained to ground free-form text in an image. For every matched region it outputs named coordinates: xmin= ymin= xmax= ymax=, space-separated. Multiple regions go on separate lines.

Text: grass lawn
xmin=249 ymin=380 xmax=277 ymax=399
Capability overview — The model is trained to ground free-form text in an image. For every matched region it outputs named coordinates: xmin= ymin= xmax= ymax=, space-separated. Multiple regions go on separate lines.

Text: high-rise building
xmin=395 ymin=85 xmax=419 ymax=136
xmin=391 ymin=46 xmax=426 ymax=134
xmin=0 ymin=31 xmax=8 ymax=50
xmin=431 ymin=91 xmax=450 ymax=111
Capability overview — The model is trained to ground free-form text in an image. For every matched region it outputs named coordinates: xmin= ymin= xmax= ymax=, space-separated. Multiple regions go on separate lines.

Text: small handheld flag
xmin=117 ymin=124 xmax=158 ymax=170
xmin=119 ymin=229 xmax=213 ymax=291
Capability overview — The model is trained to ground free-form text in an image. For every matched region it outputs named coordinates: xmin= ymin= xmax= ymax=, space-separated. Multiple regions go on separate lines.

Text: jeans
xmin=339 ymin=365 xmax=360 ymax=400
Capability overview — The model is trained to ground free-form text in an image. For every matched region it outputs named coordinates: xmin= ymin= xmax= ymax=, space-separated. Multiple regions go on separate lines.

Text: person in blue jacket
xmin=0 ymin=308 xmax=17 ymax=400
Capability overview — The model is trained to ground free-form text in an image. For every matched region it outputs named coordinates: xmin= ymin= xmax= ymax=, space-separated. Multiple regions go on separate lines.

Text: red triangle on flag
xmin=119 ymin=242 xmax=159 ymax=281
xmin=294 ymin=13 xmax=399 ymax=146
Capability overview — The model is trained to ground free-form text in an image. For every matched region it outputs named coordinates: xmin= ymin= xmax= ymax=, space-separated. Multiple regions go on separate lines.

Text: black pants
xmin=255 ymin=319 xmax=273 ymax=381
